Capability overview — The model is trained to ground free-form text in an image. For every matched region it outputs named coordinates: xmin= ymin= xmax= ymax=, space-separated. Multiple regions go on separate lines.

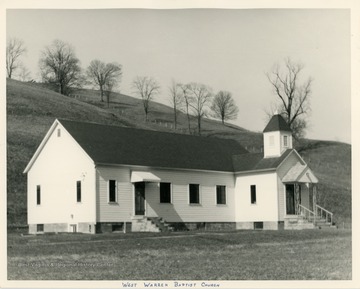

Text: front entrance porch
xmin=284 ymin=182 xmax=334 ymax=229
xmin=282 ymin=164 xmax=334 ymax=229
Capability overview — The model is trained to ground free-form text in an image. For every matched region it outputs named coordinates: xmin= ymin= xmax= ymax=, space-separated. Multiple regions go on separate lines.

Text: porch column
xmin=313 ymin=184 xmax=317 ymax=218
xmin=295 ymin=183 xmax=300 ymax=214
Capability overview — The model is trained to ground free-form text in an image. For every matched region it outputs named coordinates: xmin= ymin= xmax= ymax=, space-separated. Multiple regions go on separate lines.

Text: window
xmin=36 ymin=185 xmax=41 ymax=205
xmin=283 ymin=135 xmax=288 ymax=147
xmin=269 ymin=135 xmax=274 ymax=146
xmin=216 ymin=185 xmax=226 ymax=205
xmin=189 ymin=184 xmax=200 ymax=204
xmin=250 ymin=185 xmax=256 ymax=204
xmin=109 ymin=180 xmax=117 ymax=203
xmin=37 ymin=224 xmax=44 ymax=232
xmin=57 ymin=128 xmax=61 ymax=137
xmin=160 ymin=182 xmax=171 ymax=203
xmin=254 ymin=222 xmax=263 ymax=230
xmin=76 ymin=181 xmax=81 ymax=202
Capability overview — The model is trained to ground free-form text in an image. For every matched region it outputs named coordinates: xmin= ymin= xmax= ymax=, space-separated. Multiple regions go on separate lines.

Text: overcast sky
xmin=6 ymin=8 xmax=351 ymax=143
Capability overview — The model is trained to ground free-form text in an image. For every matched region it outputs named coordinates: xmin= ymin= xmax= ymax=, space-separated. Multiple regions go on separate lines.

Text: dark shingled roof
xmin=232 ymin=149 xmax=293 ymax=172
xmin=59 ymin=119 xmax=249 ymax=172
xmin=263 ymin=114 xmax=292 ymax=132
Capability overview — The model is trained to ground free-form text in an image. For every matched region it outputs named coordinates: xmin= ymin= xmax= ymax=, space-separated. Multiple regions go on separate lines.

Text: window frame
xmin=250 ymin=185 xmax=257 ymax=204
xmin=160 ymin=182 xmax=172 ymax=204
xmin=269 ymin=135 xmax=274 ymax=146
xmin=108 ymin=179 xmax=117 ymax=203
xmin=216 ymin=185 xmax=227 ymax=205
xmin=36 ymin=185 xmax=41 ymax=205
xmin=37 ymin=224 xmax=44 ymax=232
xmin=283 ymin=135 xmax=288 ymax=147
xmin=76 ymin=180 xmax=82 ymax=203
xmin=189 ymin=183 xmax=200 ymax=205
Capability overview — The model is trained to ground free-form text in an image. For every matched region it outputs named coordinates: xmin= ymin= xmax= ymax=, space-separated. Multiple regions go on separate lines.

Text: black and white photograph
xmin=1 ymin=1 xmax=359 ymax=288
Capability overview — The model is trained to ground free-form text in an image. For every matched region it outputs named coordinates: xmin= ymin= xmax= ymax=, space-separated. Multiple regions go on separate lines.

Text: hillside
xmin=6 ymin=79 xmax=351 ymax=226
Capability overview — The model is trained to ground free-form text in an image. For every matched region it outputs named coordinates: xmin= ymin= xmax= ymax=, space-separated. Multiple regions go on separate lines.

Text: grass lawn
xmin=7 ymin=229 xmax=351 ymax=280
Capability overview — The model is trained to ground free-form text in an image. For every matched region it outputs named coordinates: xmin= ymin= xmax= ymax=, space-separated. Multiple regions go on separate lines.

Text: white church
xmin=24 ymin=114 xmax=333 ymax=234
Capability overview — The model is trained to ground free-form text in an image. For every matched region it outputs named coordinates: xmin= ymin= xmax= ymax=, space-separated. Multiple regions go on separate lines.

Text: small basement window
xmin=37 ymin=224 xmax=44 ymax=232
xmin=160 ymin=182 xmax=171 ymax=203
xmin=254 ymin=222 xmax=263 ymax=230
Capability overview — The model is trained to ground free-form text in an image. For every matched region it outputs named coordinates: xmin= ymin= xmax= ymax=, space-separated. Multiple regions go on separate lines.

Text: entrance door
xmin=286 ymin=184 xmax=295 ymax=215
xmin=134 ymin=182 xmax=145 ymax=215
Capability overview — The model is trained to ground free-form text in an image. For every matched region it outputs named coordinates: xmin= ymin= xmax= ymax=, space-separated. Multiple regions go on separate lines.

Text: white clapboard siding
xmin=235 ymin=172 xmax=278 ymax=222
xmin=96 ymin=165 xmax=235 ymax=222
xmin=27 ymin=122 xmax=96 ymax=225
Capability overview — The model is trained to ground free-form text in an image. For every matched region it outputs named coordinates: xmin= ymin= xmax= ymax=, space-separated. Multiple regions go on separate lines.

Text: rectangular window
xmin=216 ymin=185 xmax=226 ymax=205
xmin=269 ymin=135 xmax=274 ymax=146
xmin=109 ymin=180 xmax=117 ymax=203
xmin=283 ymin=135 xmax=288 ymax=147
xmin=189 ymin=184 xmax=200 ymax=204
xmin=57 ymin=128 xmax=61 ymax=137
xmin=160 ymin=182 xmax=171 ymax=203
xmin=76 ymin=180 xmax=81 ymax=202
xmin=36 ymin=185 xmax=41 ymax=205
xmin=251 ymin=185 xmax=256 ymax=204
xmin=37 ymin=224 xmax=44 ymax=232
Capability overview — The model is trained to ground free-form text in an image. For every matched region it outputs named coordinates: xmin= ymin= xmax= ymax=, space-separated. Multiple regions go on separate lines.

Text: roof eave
xmin=234 ymin=168 xmax=276 ymax=175
xmin=23 ymin=119 xmax=60 ymax=174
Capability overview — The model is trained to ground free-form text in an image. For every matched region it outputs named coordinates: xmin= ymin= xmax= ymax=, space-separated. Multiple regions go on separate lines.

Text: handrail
xmin=297 ymin=204 xmax=316 ymax=224
xmin=315 ymin=204 xmax=333 ymax=224
xmin=316 ymin=204 xmax=333 ymax=215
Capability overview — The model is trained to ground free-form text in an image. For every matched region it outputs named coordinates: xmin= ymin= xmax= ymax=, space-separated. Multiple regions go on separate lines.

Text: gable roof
xmin=57 ymin=119 xmax=248 ymax=172
xmin=263 ymin=114 xmax=292 ymax=133
xmin=232 ymin=149 xmax=293 ymax=173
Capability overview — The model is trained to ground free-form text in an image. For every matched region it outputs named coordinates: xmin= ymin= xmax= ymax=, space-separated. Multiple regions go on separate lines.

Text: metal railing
xmin=297 ymin=204 xmax=316 ymax=223
xmin=316 ymin=204 xmax=333 ymax=224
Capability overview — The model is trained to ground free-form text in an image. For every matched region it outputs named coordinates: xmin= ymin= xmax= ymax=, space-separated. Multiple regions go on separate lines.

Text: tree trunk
xmin=173 ymin=107 xmax=177 ymax=129
xmin=198 ymin=115 xmax=201 ymax=135
xmin=100 ymin=85 xmax=104 ymax=102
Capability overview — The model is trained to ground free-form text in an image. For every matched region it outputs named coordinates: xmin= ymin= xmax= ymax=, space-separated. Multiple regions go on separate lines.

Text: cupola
xmin=263 ymin=113 xmax=292 ymax=158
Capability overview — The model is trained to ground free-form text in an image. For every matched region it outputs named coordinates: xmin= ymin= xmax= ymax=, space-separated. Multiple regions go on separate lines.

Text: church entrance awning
xmin=131 ymin=171 xmax=161 ymax=183
xmin=282 ymin=163 xmax=318 ymax=183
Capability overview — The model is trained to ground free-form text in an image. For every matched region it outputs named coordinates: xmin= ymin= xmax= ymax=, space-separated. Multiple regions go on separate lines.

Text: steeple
xmin=263 ymin=114 xmax=292 ymax=158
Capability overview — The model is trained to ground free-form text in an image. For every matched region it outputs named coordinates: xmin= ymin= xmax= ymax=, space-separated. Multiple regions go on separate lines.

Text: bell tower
xmin=263 ymin=114 xmax=293 ymax=158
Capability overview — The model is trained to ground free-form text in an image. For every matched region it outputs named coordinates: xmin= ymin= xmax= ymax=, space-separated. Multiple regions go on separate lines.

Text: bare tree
xmin=178 ymin=83 xmax=192 ymax=133
xmin=211 ymin=91 xmax=239 ymax=125
xmin=6 ymin=38 xmax=27 ymax=79
xmin=267 ymin=58 xmax=312 ymax=139
xmin=86 ymin=60 xmax=122 ymax=102
xmin=16 ymin=64 xmax=32 ymax=82
xmin=187 ymin=83 xmax=213 ymax=135
xmin=168 ymin=80 xmax=183 ymax=129
xmin=39 ymin=39 xmax=82 ymax=95
xmin=132 ymin=76 xmax=160 ymax=122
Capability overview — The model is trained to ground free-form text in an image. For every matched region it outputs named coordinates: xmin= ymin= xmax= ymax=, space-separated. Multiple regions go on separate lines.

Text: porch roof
xmin=131 ymin=171 xmax=161 ymax=183
xmin=282 ymin=163 xmax=318 ymax=183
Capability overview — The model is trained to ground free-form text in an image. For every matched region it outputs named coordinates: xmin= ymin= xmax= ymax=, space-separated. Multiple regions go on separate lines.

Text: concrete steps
xmin=131 ymin=216 xmax=174 ymax=232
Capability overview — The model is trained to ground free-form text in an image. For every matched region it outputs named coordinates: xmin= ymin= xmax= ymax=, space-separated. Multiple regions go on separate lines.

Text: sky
xmin=6 ymin=8 xmax=352 ymax=143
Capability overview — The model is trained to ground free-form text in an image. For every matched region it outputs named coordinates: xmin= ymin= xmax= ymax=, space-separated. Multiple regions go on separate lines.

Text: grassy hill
xmin=6 ymin=79 xmax=351 ymax=226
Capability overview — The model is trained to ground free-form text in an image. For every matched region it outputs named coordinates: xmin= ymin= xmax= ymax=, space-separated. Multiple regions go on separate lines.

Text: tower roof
xmin=263 ymin=114 xmax=292 ymax=133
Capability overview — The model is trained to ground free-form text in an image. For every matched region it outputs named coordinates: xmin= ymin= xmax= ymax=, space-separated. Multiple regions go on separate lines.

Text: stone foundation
xmin=29 ymin=223 xmax=68 ymax=234
xmin=169 ymin=222 xmax=236 ymax=231
xmin=236 ymin=221 xmax=283 ymax=230
xmin=284 ymin=217 xmax=315 ymax=230
xmin=96 ymin=222 xmax=132 ymax=233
